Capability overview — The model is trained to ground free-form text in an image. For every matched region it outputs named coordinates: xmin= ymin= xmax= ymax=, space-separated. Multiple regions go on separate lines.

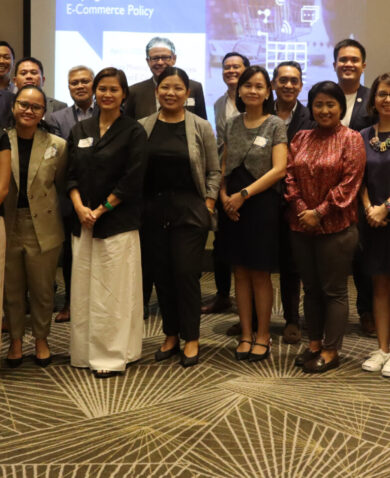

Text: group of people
xmin=0 ymin=36 xmax=389 ymax=378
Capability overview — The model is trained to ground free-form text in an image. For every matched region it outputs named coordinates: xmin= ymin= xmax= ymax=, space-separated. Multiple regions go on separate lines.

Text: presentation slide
xmin=54 ymin=0 xmax=366 ymax=125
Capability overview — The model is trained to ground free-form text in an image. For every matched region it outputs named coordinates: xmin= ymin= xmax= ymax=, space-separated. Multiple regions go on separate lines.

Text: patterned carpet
xmin=0 ymin=272 xmax=388 ymax=478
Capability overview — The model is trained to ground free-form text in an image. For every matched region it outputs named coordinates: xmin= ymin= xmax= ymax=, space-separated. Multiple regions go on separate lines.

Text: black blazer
xmin=349 ymin=85 xmax=374 ymax=132
xmin=287 ymin=100 xmax=315 ymax=144
xmin=0 ymin=90 xmax=14 ymax=128
xmin=124 ymin=77 xmax=207 ymax=120
xmin=67 ymin=115 xmax=148 ymax=238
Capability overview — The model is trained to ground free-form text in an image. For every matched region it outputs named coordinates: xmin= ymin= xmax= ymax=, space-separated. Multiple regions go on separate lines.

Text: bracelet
xmin=207 ymin=207 xmax=215 ymax=215
xmin=103 ymin=200 xmax=114 ymax=211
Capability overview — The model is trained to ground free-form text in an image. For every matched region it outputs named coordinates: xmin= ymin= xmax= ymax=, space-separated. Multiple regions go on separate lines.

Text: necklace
xmin=369 ymin=124 xmax=390 ymax=152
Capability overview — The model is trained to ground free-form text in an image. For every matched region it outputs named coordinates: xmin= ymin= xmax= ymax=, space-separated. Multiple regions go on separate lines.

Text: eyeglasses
xmin=376 ymin=91 xmax=390 ymax=100
xmin=69 ymin=79 xmax=92 ymax=87
xmin=148 ymin=55 xmax=173 ymax=63
xmin=16 ymin=100 xmax=45 ymax=114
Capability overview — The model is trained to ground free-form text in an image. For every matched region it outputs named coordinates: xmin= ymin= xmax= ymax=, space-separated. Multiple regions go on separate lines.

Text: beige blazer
xmin=5 ymin=128 xmax=67 ymax=253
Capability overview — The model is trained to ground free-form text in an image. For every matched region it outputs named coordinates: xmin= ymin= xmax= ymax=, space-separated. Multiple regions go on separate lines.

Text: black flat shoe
xmin=248 ymin=338 xmax=272 ymax=362
xmin=34 ymin=355 xmax=52 ymax=367
xmin=295 ymin=348 xmax=321 ymax=367
xmin=180 ymin=349 xmax=199 ymax=368
xmin=155 ymin=343 xmax=180 ymax=362
xmin=6 ymin=356 xmax=23 ymax=368
xmin=235 ymin=339 xmax=252 ymax=361
xmin=94 ymin=370 xmax=121 ymax=379
xmin=303 ymin=355 xmax=339 ymax=374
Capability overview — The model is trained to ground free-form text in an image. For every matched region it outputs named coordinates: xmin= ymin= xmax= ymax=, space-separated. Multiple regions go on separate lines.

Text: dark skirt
xmin=363 ymin=221 xmax=390 ymax=275
xmin=217 ymin=164 xmax=280 ymax=271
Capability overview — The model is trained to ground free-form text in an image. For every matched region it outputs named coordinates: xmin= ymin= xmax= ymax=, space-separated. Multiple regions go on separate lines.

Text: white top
xmin=341 ymin=92 xmax=357 ymax=127
xmin=225 ymin=96 xmax=239 ymax=120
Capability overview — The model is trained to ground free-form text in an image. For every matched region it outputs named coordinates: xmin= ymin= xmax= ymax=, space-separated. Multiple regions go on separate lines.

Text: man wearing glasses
xmin=124 ymin=36 xmax=207 ymax=120
xmin=13 ymin=57 xmax=67 ymax=116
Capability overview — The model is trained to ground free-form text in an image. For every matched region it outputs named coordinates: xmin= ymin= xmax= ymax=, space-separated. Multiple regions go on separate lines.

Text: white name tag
xmin=78 ymin=137 xmax=94 ymax=148
xmin=44 ymin=144 xmax=58 ymax=160
xmin=253 ymin=136 xmax=267 ymax=147
xmin=186 ymin=97 xmax=195 ymax=107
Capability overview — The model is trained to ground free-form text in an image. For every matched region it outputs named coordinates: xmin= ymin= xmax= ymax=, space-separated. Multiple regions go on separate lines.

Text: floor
xmin=0 ymin=273 xmax=389 ymax=478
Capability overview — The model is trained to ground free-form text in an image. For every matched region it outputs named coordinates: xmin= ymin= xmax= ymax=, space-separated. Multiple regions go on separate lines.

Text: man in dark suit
xmin=334 ymin=39 xmax=375 ymax=336
xmin=124 ymin=36 xmax=207 ymax=120
xmin=0 ymin=89 xmax=13 ymax=128
xmin=13 ymin=57 xmax=67 ymax=115
xmin=0 ymin=41 xmax=16 ymax=93
xmin=202 ymin=52 xmax=249 ymax=318
xmin=46 ymin=65 xmax=97 ymax=323
xmin=272 ymin=60 xmax=315 ymax=344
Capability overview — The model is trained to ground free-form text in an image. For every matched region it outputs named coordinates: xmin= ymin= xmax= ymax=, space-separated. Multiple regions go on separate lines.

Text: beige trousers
xmin=70 ymin=227 xmax=143 ymax=372
xmin=4 ymin=209 xmax=61 ymax=339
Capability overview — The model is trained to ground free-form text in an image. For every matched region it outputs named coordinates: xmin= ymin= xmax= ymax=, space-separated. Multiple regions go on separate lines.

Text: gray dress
xmin=219 ymin=114 xmax=287 ymax=271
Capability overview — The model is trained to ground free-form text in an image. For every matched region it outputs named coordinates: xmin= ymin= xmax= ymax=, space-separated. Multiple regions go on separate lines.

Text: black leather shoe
xmin=180 ymin=349 xmax=199 ymax=368
xmin=155 ymin=343 xmax=180 ymax=362
xmin=303 ymin=355 xmax=339 ymax=374
xmin=248 ymin=339 xmax=272 ymax=362
xmin=201 ymin=295 xmax=231 ymax=314
xmin=6 ymin=356 xmax=23 ymax=368
xmin=235 ymin=339 xmax=252 ymax=361
xmin=283 ymin=322 xmax=301 ymax=344
xmin=226 ymin=322 xmax=242 ymax=336
xmin=94 ymin=370 xmax=121 ymax=379
xmin=35 ymin=355 xmax=52 ymax=367
xmin=295 ymin=348 xmax=321 ymax=367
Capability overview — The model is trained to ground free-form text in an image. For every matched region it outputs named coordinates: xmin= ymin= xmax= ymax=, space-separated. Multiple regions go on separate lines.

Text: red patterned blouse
xmin=285 ymin=124 xmax=366 ymax=234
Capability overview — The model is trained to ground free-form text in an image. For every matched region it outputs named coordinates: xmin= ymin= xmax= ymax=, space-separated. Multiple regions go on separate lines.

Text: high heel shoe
xmin=248 ymin=338 xmax=272 ymax=362
xmin=235 ymin=339 xmax=252 ymax=361
xmin=6 ymin=356 xmax=23 ymax=368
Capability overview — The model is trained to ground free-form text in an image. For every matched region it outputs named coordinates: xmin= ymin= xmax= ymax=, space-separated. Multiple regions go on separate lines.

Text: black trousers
xmin=142 ymin=195 xmax=208 ymax=341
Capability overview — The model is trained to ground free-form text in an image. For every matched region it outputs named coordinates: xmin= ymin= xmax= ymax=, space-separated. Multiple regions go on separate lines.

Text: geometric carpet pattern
xmin=0 ymin=273 xmax=388 ymax=477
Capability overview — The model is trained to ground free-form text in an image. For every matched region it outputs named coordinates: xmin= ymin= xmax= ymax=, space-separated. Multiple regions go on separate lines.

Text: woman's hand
xmin=75 ymin=205 xmax=96 ymax=229
xmin=224 ymin=192 xmax=244 ymax=222
xmin=298 ymin=209 xmax=321 ymax=231
xmin=367 ymin=204 xmax=388 ymax=228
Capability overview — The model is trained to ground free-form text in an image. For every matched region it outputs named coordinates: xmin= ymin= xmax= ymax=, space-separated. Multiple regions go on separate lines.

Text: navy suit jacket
xmin=0 ymin=90 xmax=14 ymax=128
xmin=124 ymin=77 xmax=207 ymax=120
xmin=348 ymin=85 xmax=374 ymax=132
xmin=287 ymin=100 xmax=316 ymax=144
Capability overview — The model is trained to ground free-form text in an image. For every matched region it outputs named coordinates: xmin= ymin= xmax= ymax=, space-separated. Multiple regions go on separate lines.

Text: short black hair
xmin=222 ymin=52 xmax=250 ymax=68
xmin=307 ymin=81 xmax=346 ymax=120
xmin=15 ymin=56 xmax=44 ymax=76
xmin=92 ymin=67 xmax=129 ymax=101
xmin=156 ymin=66 xmax=189 ymax=90
xmin=0 ymin=41 xmax=15 ymax=60
xmin=367 ymin=72 xmax=390 ymax=117
xmin=236 ymin=65 xmax=274 ymax=114
xmin=272 ymin=61 xmax=303 ymax=82
xmin=333 ymin=39 xmax=366 ymax=63
xmin=13 ymin=85 xmax=47 ymax=111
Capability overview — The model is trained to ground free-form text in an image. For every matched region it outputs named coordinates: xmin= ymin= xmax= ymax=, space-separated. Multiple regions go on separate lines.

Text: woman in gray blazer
xmin=4 ymin=85 xmax=67 ymax=367
xmin=140 ymin=67 xmax=221 ymax=367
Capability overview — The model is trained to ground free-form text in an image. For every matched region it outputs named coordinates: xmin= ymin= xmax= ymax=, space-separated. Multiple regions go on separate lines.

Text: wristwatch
xmin=240 ymin=188 xmax=249 ymax=199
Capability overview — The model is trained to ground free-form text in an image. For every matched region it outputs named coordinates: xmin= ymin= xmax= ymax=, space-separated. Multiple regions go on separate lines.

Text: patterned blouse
xmin=285 ymin=124 xmax=366 ymax=234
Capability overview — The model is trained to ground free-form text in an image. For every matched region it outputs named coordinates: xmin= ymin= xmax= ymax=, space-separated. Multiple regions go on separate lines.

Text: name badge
xmin=44 ymin=144 xmax=58 ymax=160
xmin=186 ymin=97 xmax=195 ymax=107
xmin=78 ymin=137 xmax=94 ymax=148
xmin=253 ymin=136 xmax=267 ymax=147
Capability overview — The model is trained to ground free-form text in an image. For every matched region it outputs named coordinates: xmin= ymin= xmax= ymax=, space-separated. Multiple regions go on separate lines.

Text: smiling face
xmin=12 ymin=87 xmax=45 ymax=133
xmin=222 ymin=55 xmax=246 ymax=90
xmin=14 ymin=60 xmax=44 ymax=89
xmin=334 ymin=46 xmax=365 ymax=88
xmin=238 ymin=72 xmax=270 ymax=109
xmin=0 ymin=46 xmax=13 ymax=80
xmin=311 ymin=92 xmax=342 ymax=129
xmin=272 ymin=65 xmax=302 ymax=106
xmin=95 ymin=76 xmax=126 ymax=112
xmin=156 ymin=74 xmax=189 ymax=114
xmin=375 ymin=81 xmax=390 ymax=120
xmin=68 ymin=69 xmax=94 ymax=107
xmin=146 ymin=46 xmax=176 ymax=79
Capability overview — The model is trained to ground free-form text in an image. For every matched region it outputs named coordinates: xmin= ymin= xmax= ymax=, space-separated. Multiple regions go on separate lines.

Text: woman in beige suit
xmin=4 ymin=85 xmax=67 ymax=367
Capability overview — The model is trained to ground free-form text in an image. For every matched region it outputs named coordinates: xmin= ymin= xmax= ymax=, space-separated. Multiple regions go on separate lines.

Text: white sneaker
xmin=362 ymin=349 xmax=390 ymax=372
xmin=382 ymin=357 xmax=390 ymax=377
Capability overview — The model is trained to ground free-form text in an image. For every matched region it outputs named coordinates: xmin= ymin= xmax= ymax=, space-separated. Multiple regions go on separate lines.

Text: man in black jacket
xmin=272 ymin=60 xmax=315 ymax=344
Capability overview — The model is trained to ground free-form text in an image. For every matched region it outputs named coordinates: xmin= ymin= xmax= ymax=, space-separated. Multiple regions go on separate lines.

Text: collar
xmin=275 ymin=100 xmax=298 ymax=125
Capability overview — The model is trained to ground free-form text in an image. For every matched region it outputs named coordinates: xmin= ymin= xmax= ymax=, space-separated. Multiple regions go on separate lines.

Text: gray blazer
xmin=46 ymin=104 xmax=98 ymax=140
xmin=125 ymin=77 xmax=207 ymax=120
xmin=45 ymin=97 xmax=67 ymax=116
xmin=5 ymin=128 xmax=67 ymax=253
xmin=214 ymin=92 xmax=229 ymax=155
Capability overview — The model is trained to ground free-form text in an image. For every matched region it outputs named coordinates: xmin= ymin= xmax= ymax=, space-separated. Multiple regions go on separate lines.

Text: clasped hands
xmin=366 ymin=204 xmax=388 ymax=228
xmin=298 ymin=209 xmax=321 ymax=231
xmin=222 ymin=192 xmax=245 ymax=222
xmin=76 ymin=205 xmax=105 ymax=229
